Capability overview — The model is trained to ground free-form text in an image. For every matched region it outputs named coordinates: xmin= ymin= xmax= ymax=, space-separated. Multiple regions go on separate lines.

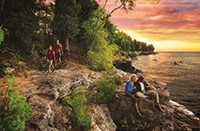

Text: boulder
xmin=91 ymin=104 xmax=117 ymax=131
xmin=109 ymin=78 xmax=200 ymax=131
xmin=108 ymin=92 xmax=174 ymax=131
xmin=4 ymin=67 xmax=15 ymax=75
xmin=169 ymin=100 xmax=200 ymax=130
xmin=128 ymin=51 xmax=137 ymax=58
xmin=113 ymin=59 xmax=141 ymax=74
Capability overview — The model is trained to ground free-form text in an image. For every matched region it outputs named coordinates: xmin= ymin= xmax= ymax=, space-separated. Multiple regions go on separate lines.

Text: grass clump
xmin=97 ymin=76 xmax=117 ymax=103
xmin=0 ymin=76 xmax=32 ymax=131
xmin=63 ymin=87 xmax=92 ymax=131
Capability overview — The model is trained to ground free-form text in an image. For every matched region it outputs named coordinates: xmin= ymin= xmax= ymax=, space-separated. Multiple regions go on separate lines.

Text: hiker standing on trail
xmin=46 ymin=45 xmax=55 ymax=74
xmin=54 ymin=39 xmax=63 ymax=63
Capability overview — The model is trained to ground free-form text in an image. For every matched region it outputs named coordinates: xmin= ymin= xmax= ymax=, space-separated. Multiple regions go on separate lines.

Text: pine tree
xmin=0 ymin=0 xmax=39 ymax=55
xmin=51 ymin=0 xmax=81 ymax=51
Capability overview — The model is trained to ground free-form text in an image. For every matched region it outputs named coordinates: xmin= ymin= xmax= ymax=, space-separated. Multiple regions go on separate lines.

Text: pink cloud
xmin=101 ymin=0 xmax=200 ymax=30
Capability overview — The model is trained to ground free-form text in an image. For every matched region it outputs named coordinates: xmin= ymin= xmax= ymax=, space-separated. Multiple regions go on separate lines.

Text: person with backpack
xmin=54 ymin=39 xmax=63 ymax=63
xmin=46 ymin=45 xmax=55 ymax=74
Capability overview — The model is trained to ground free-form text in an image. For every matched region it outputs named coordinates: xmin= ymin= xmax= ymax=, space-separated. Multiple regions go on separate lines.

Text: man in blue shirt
xmin=125 ymin=74 xmax=141 ymax=116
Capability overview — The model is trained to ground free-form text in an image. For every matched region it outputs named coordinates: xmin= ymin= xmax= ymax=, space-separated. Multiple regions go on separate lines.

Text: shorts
xmin=55 ymin=53 xmax=61 ymax=60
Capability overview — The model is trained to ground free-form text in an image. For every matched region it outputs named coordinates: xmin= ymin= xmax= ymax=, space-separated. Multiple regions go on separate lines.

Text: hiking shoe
xmin=155 ymin=103 xmax=163 ymax=112
xmin=137 ymin=112 xmax=142 ymax=116
xmin=52 ymin=67 xmax=55 ymax=72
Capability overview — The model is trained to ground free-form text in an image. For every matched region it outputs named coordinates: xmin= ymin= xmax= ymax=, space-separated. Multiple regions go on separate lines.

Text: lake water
xmin=132 ymin=52 xmax=200 ymax=117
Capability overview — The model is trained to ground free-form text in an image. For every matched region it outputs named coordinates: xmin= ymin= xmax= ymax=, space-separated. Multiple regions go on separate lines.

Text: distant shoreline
xmin=157 ymin=51 xmax=200 ymax=53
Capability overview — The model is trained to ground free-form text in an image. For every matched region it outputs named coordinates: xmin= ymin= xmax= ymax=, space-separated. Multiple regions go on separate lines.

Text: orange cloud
xmin=99 ymin=0 xmax=200 ymax=51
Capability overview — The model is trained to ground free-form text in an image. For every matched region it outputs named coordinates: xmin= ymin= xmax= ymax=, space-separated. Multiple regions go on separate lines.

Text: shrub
xmin=103 ymin=72 xmax=123 ymax=85
xmin=0 ymin=26 xmax=4 ymax=45
xmin=112 ymin=74 xmax=123 ymax=85
xmin=30 ymin=44 xmax=47 ymax=70
xmin=63 ymin=87 xmax=92 ymax=130
xmin=97 ymin=77 xmax=116 ymax=103
xmin=0 ymin=51 xmax=20 ymax=76
xmin=82 ymin=8 xmax=118 ymax=71
xmin=0 ymin=77 xmax=32 ymax=131
xmin=0 ymin=28 xmax=20 ymax=76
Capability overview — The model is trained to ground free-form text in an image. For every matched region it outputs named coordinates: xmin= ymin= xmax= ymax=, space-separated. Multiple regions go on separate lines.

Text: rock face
xmin=109 ymin=93 xmax=174 ymax=131
xmin=113 ymin=59 xmax=141 ymax=74
xmin=128 ymin=51 xmax=137 ymax=58
xmin=91 ymin=104 xmax=117 ymax=131
xmin=16 ymin=62 xmax=199 ymax=131
xmin=17 ymin=62 xmax=116 ymax=131
xmin=108 ymin=80 xmax=174 ymax=131
xmin=23 ymin=70 xmax=91 ymax=131
xmin=169 ymin=100 xmax=200 ymax=130
xmin=107 ymin=70 xmax=200 ymax=131
xmin=108 ymin=92 xmax=200 ymax=131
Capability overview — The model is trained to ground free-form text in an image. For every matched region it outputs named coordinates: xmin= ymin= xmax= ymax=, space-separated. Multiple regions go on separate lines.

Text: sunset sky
xmin=99 ymin=0 xmax=200 ymax=52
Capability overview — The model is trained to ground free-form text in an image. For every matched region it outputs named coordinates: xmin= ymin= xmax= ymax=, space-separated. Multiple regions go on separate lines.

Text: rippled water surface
xmin=132 ymin=52 xmax=200 ymax=117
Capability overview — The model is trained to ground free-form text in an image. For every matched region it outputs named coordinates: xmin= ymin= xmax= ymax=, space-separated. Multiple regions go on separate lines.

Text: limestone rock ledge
xmin=17 ymin=65 xmax=116 ymax=131
xmin=16 ymin=64 xmax=199 ymax=131
xmin=91 ymin=104 xmax=117 ymax=131
xmin=110 ymin=69 xmax=200 ymax=131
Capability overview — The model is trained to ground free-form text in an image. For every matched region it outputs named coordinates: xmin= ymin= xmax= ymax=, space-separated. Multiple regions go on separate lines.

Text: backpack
xmin=47 ymin=50 xmax=55 ymax=60
xmin=55 ymin=44 xmax=62 ymax=54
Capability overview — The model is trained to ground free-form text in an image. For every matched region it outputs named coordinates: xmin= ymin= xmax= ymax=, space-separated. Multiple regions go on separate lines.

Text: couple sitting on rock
xmin=125 ymin=74 xmax=162 ymax=116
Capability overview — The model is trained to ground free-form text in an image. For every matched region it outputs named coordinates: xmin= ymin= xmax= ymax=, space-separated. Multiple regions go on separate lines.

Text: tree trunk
xmin=65 ymin=37 xmax=70 ymax=52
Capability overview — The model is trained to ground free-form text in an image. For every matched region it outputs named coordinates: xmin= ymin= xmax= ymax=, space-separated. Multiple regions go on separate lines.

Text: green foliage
xmin=0 ymin=77 xmax=32 ymax=131
xmin=30 ymin=44 xmax=47 ymax=70
xmin=102 ymin=73 xmax=123 ymax=85
xmin=63 ymin=87 xmax=92 ymax=130
xmin=0 ymin=49 xmax=20 ymax=76
xmin=88 ymin=43 xmax=116 ymax=71
xmin=148 ymin=44 xmax=155 ymax=52
xmin=0 ymin=0 xmax=39 ymax=55
xmin=52 ymin=0 xmax=80 ymax=44
xmin=112 ymin=74 xmax=123 ymax=85
xmin=77 ymin=0 xmax=98 ymax=23
xmin=0 ymin=0 xmax=154 ymax=64
xmin=0 ymin=22 xmax=20 ymax=76
xmin=82 ymin=8 xmax=117 ymax=71
xmin=97 ymin=76 xmax=116 ymax=103
xmin=31 ymin=44 xmax=40 ymax=66
xmin=0 ymin=27 xmax=4 ymax=45
xmin=111 ymin=29 xmax=155 ymax=53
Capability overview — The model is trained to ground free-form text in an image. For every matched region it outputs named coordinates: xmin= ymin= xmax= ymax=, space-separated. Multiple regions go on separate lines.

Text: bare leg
xmin=48 ymin=60 xmax=53 ymax=73
xmin=135 ymin=102 xmax=142 ymax=116
xmin=125 ymin=92 xmax=142 ymax=115
xmin=131 ymin=94 xmax=141 ymax=116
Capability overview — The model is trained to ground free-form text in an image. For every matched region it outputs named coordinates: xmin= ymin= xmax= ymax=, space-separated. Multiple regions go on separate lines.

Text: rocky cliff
xmin=108 ymin=72 xmax=200 ymax=130
xmin=16 ymin=61 xmax=199 ymax=131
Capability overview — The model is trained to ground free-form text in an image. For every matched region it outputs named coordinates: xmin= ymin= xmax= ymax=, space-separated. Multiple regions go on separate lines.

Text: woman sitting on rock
xmin=125 ymin=74 xmax=142 ymax=116
xmin=134 ymin=76 xmax=162 ymax=111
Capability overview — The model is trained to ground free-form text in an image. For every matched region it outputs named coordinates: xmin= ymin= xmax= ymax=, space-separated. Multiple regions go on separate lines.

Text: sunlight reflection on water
xmin=132 ymin=52 xmax=200 ymax=117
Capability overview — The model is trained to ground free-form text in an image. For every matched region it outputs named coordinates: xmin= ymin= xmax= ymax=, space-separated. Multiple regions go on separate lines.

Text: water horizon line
xmin=156 ymin=51 xmax=200 ymax=53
